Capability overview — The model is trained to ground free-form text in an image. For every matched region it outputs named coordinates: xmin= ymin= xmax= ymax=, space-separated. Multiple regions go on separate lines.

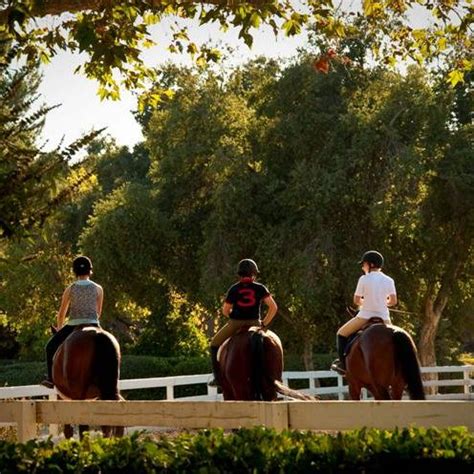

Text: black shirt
xmin=225 ymin=278 xmax=271 ymax=320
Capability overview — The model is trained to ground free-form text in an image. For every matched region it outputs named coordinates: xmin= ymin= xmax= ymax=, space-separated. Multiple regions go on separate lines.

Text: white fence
xmin=0 ymin=365 xmax=472 ymax=401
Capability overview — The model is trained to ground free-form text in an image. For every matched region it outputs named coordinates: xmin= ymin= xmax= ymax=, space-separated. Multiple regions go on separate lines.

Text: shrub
xmin=0 ymin=427 xmax=472 ymax=473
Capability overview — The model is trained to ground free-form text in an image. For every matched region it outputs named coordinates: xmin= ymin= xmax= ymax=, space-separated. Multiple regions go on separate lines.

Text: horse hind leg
xmin=371 ymin=385 xmax=391 ymax=400
xmin=348 ymin=380 xmax=362 ymax=400
xmin=79 ymin=425 xmax=89 ymax=439
xmin=64 ymin=424 xmax=74 ymax=439
xmin=390 ymin=377 xmax=405 ymax=400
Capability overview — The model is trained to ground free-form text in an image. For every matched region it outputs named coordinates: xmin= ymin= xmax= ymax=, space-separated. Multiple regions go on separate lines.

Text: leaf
xmin=446 ymin=69 xmax=464 ymax=87
xmin=313 ymin=57 xmax=330 ymax=74
xmin=250 ymin=12 xmax=261 ymax=28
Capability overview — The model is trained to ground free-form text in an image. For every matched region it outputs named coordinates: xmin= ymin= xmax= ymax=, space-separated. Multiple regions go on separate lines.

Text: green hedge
xmin=0 ymin=427 xmax=472 ymax=473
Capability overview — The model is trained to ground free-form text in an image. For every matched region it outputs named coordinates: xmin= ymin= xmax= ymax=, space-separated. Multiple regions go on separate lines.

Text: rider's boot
xmin=331 ymin=335 xmax=349 ymax=375
xmin=40 ymin=344 xmax=55 ymax=388
xmin=208 ymin=346 xmax=221 ymax=387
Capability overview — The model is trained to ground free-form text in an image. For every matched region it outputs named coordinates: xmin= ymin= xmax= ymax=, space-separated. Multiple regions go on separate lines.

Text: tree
xmin=0 ymin=0 xmax=470 ymax=100
xmin=0 ymin=49 xmax=103 ymax=241
xmin=0 ymin=234 xmax=73 ymax=359
xmin=369 ymin=69 xmax=474 ymax=369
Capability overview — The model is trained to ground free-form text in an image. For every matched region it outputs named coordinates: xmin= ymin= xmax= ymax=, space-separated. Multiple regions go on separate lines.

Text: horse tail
xmin=274 ymin=380 xmax=317 ymax=401
xmin=94 ymin=331 xmax=121 ymax=400
xmin=250 ymin=330 xmax=265 ymax=401
xmin=393 ymin=330 xmax=425 ymax=400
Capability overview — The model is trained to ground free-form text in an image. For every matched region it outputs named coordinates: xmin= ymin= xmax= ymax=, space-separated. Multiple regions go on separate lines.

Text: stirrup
xmin=208 ymin=377 xmax=221 ymax=388
xmin=40 ymin=379 xmax=54 ymax=389
xmin=330 ymin=360 xmax=346 ymax=376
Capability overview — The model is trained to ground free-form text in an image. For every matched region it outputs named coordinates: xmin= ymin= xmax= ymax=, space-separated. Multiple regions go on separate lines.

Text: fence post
xmin=207 ymin=385 xmax=218 ymax=399
xmin=337 ymin=375 xmax=344 ymax=400
xmin=16 ymin=401 xmax=36 ymax=443
xmin=463 ymin=367 xmax=471 ymax=398
xmin=260 ymin=402 xmax=289 ymax=431
xmin=166 ymin=385 xmax=174 ymax=400
xmin=48 ymin=392 xmax=59 ymax=437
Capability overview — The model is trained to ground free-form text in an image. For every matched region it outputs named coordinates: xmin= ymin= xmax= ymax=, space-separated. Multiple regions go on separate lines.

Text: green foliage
xmin=1 ymin=40 xmax=472 ymax=365
xmin=0 ymin=237 xmax=73 ymax=359
xmin=0 ymin=427 xmax=473 ymax=472
xmin=0 ymin=0 xmax=470 ymax=101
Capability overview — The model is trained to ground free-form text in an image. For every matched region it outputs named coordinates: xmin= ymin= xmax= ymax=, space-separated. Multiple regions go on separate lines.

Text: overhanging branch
xmin=0 ymin=0 xmax=267 ymax=25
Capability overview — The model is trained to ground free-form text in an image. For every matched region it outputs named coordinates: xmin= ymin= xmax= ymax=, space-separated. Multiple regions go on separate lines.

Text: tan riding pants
xmin=337 ymin=316 xmax=391 ymax=337
xmin=211 ymin=318 xmax=260 ymax=347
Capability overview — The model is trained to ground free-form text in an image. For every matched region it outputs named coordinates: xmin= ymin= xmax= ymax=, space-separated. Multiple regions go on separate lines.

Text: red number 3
xmin=237 ymin=289 xmax=256 ymax=307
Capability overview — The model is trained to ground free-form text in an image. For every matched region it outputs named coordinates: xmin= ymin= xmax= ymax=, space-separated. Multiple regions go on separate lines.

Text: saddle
xmin=344 ymin=317 xmax=385 ymax=356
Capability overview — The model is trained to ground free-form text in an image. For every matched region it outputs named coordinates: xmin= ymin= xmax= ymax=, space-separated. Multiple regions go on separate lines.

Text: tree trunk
xmin=418 ymin=295 xmax=441 ymax=368
xmin=418 ymin=293 xmax=442 ymax=395
xmin=418 ymin=249 xmax=464 ymax=394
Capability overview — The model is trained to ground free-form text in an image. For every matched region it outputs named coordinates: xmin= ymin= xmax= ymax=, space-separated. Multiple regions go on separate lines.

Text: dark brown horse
xmin=52 ymin=325 xmax=124 ymax=438
xmin=346 ymin=322 xmax=425 ymax=400
xmin=219 ymin=326 xmax=314 ymax=401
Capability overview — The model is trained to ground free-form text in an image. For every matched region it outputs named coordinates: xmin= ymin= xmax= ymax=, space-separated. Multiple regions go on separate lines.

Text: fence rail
xmin=1 ymin=399 xmax=473 ymax=443
xmin=1 ymin=365 xmax=472 ymax=401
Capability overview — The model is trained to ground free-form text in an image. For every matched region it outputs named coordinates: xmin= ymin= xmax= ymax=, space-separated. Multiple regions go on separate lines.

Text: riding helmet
xmin=358 ymin=250 xmax=384 ymax=268
xmin=73 ymin=256 xmax=93 ymax=276
xmin=237 ymin=259 xmax=259 ymax=277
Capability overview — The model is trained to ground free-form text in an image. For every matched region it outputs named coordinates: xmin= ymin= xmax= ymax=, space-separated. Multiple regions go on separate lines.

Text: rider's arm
xmin=261 ymin=296 xmax=278 ymax=327
xmin=57 ymin=286 xmax=71 ymax=329
xmin=222 ymin=302 xmax=232 ymax=317
xmin=387 ymin=294 xmax=397 ymax=307
xmin=354 ymin=276 xmax=364 ymax=308
xmin=97 ymin=285 xmax=104 ymax=317
xmin=353 ymin=294 xmax=363 ymax=307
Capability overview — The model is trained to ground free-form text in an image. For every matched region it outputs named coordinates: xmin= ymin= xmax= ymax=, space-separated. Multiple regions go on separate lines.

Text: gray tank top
xmin=68 ymin=280 xmax=100 ymax=325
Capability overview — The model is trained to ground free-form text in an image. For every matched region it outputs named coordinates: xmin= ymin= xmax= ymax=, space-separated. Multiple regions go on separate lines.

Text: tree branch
xmin=0 ymin=0 xmax=267 ymax=24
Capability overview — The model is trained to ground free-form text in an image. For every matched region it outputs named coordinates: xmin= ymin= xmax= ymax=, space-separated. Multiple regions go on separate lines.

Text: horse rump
xmin=93 ymin=330 xmax=121 ymax=401
xmin=250 ymin=330 xmax=318 ymax=401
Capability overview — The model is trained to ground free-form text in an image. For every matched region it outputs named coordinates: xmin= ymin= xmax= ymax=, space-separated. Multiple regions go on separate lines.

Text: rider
xmin=40 ymin=256 xmax=102 ymax=388
xmin=331 ymin=250 xmax=397 ymax=375
xmin=208 ymin=258 xmax=278 ymax=387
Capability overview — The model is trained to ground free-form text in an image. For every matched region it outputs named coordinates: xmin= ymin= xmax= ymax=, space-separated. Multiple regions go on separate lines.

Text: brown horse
xmin=346 ymin=321 xmax=425 ymax=400
xmin=52 ymin=325 xmax=124 ymax=438
xmin=219 ymin=326 xmax=314 ymax=401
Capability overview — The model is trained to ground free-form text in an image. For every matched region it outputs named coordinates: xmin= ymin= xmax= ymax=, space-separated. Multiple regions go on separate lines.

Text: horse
xmin=218 ymin=326 xmax=314 ymax=401
xmin=52 ymin=325 xmax=124 ymax=438
xmin=345 ymin=319 xmax=425 ymax=400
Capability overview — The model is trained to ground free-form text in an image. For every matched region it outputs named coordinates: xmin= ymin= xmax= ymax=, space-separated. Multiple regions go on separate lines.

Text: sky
xmin=37 ymin=18 xmax=309 ymax=152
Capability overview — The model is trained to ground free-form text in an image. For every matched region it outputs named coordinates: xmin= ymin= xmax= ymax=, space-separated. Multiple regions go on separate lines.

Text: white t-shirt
xmin=354 ymin=271 xmax=396 ymax=320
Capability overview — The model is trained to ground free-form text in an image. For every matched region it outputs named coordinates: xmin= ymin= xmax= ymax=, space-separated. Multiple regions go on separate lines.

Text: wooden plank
xmin=0 ymin=400 xmax=23 ymax=422
xmin=36 ymin=401 xmax=289 ymax=430
xmin=119 ymin=374 xmax=211 ymax=390
xmin=16 ymin=401 xmax=37 ymax=442
xmin=421 ymin=366 xmax=474 ymax=373
xmin=288 ymin=401 xmax=474 ymax=431
xmin=423 ymin=379 xmax=470 ymax=387
xmin=0 ymin=385 xmax=53 ymax=399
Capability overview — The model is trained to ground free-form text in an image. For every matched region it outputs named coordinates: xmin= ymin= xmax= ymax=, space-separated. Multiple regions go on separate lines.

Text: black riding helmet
xmin=237 ymin=259 xmax=259 ymax=277
xmin=73 ymin=256 xmax=93 ymax=276
xmin=358 ymin=250 xmax=384 ymax=268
